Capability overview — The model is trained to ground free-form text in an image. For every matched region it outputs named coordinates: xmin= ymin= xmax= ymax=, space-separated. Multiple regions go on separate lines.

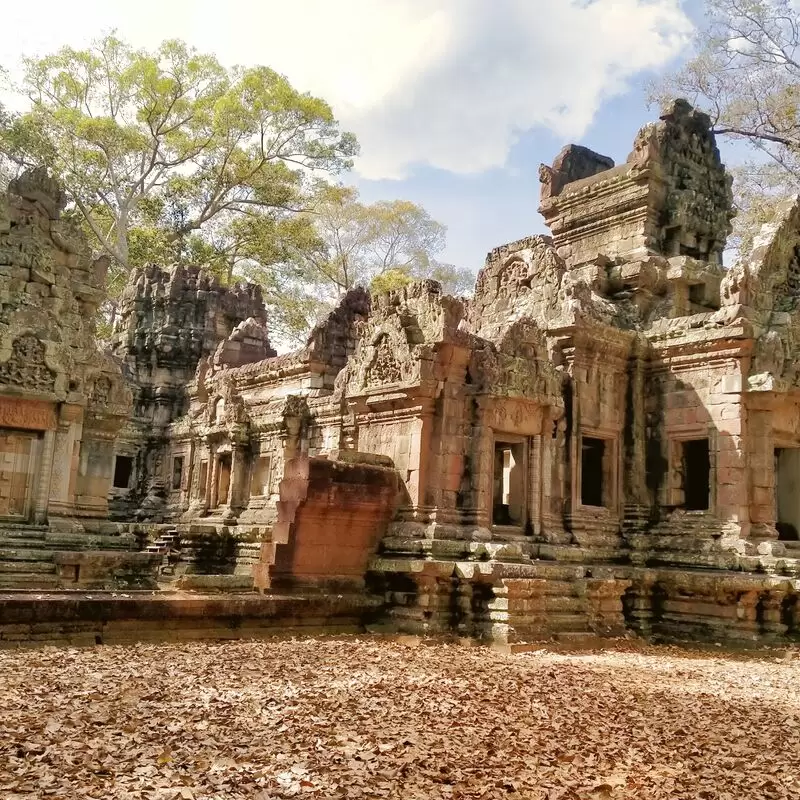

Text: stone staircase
xmin=0 ymin=527 xmax=60 ymax=588
xmin=145 ymin=528 xmax=181 ymax=575
xmin=0 ymin=523 xmax=159 ymax=590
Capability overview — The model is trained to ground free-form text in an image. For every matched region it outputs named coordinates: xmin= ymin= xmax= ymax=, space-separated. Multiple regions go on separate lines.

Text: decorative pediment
xmin=468 ymin=318 xmax=562 ymax=403
xmin=365 ymin=333 xmax=404 ymax=388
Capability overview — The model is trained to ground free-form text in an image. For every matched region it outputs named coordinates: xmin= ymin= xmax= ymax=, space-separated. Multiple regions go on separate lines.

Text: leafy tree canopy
xmin=0 ymin=34 xmax=472 ymax=346
xmin=0 ymin=33 xmax=357 ymax=308
xmin=239 ymin=184 xmax=475 ymax=346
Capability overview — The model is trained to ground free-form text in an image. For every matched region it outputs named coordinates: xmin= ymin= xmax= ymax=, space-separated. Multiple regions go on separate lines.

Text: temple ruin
xmin=2 ymin=99 xmax=800 ymax=646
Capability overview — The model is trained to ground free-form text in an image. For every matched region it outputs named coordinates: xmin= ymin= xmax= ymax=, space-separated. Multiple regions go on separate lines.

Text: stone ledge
xmin=0 ymin=590 xmax=382 ymax=647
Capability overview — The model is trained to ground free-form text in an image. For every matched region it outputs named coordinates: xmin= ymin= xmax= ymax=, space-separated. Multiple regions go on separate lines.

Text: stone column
xmin=528 ymin=435 xmax=542 ymax=537
xmin=48 ymin=421 xmax=78 ymax=517
xmin=228 ymin=444 xmax=247 ymax=511
xmin=208 ymin=454 xmax=220 ymax=510
xmin=472 ymin=424 xmax=494 ymax=529
xmin=746 ymin=405 xmax=776 ymax=541
xmin=32 ymin=428 xmax=56 ymax=525
xmin=540 ymin=414 xmax=568 ymax=543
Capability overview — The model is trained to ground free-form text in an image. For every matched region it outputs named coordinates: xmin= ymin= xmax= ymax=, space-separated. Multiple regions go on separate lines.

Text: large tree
xmin=651 ymin=0 xmax=800 ymax=253
xmin=0 ymin=33 xmax=357 ymax=307
xmin=240 ymin=184 xmax=474 ymax=346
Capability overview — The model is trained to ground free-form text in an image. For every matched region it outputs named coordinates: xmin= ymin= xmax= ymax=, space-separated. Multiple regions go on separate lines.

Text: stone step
xmin=0 ymin=559 xmax=57 ymax=574
xmin=544 ymin=596 xmax=584 ymax=613
xmin=552 ymin=631 xmax=607 ymax=648
xmin=543 ymin=613 xmax=592 ymax=633
xmin=44 ymin=535 xmax=132 ymax=550
xmin=0 ymin=528 xmax=48 ymax=542
xmin=0 ymin=536 xmax=52 ymax=550
xmin=0 ymin=548 xmax=55 ymax=562
xmin=0 ymin=572 xmax=61 ymax=588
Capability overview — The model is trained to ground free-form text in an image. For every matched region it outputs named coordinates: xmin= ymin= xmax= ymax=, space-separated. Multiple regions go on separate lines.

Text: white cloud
xmin=2 ymin=0 xmax=693 ymax=178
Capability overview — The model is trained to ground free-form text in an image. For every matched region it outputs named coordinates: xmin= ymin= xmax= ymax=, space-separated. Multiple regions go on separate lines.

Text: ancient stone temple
xmin=3 ymin=99 xmax=800 ymax=646
xmin=0 ymin=169 xmax=158 ymax=587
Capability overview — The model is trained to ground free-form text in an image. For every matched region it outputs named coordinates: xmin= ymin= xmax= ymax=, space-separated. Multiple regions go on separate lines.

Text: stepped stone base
xmin=0 ymin=590 xmax=380 ymax=647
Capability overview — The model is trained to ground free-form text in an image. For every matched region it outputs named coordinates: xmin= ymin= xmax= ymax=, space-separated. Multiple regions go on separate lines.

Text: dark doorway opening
xmin=113 ymin=455 xmax=133 ymax=489
xmin=581 ymin=437 xmax=606 ymax=507
xmin=682 ymin=439 xmax=710 ymax=511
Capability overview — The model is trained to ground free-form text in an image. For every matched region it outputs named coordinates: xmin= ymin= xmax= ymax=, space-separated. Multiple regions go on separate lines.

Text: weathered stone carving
xmin=0 ymin=335 xmax=56 ymax=392
xmin=6 ymin=105 xmax=800 ymax=647
xmin=365 ymin=334 xmax=403 ymax=387
xmin=539 ymin=98 xmax=734 ymax=267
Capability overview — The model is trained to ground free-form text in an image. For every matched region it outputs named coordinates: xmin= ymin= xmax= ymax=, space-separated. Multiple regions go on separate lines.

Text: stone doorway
xmin=775 ymin=448 xmax=800 ymax=540
xmin=0 ymin=430 xmax=41 ymax=521
xmin=492 ymin=440 xmax=525 ymax=527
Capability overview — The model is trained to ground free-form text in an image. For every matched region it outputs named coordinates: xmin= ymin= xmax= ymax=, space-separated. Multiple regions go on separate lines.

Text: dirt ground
xmin=0 ymin=637 xmax=798 ymax=799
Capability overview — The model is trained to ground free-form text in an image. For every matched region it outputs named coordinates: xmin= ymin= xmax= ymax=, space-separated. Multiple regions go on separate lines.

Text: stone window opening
xmin=580 ymin=436 xmax=613 ymax=508
xmin=250 ymin=455 xmax=272 ymax=497
xmin=775 ymin=448 xmax=800 ymax=541
xmin=681 ymin=438 xmax=710 ymax=511
xmin=492 ymin=441 xmax=525 ymax=527
xmin=112 ymin=455 xmax=133 ymax=489
xmin=171 ymin=456 xmax=184 ymax=491
xmin=688 ymin=284 xmax=705 ymax=305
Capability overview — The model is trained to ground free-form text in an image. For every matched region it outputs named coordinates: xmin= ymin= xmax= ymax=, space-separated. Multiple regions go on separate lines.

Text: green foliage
xmin=650 ymin=0 xmax=800 ymax=255
xmin=0 ymin=32 xmax=357 ymax=304
xmin=0 ymin=33 xmax=471 ymax=348
xmin=261 ymin=184 xmax=473 ymax=344
xmin=369 ymin=268 xmax=414 ymax=295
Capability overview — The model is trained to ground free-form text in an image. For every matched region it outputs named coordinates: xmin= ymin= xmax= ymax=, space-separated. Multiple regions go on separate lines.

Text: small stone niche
xmin=171 ymin=456 xmax=184 ymax=491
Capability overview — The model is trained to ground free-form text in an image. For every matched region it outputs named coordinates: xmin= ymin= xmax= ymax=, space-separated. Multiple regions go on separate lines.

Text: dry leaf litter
xmin=0 ymin=637 xmax=798 ymax=799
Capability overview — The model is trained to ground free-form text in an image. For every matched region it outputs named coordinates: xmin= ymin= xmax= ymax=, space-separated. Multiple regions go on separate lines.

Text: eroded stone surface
xmin=4 ymin=101 xmax=800 ymax=645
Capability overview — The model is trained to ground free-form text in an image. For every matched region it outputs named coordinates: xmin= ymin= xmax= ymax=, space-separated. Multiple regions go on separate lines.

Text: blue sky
xmin=2 ymin=0 xmax=728 ymax=275
xmin=354 ymin=1 xmax=711 ymax=271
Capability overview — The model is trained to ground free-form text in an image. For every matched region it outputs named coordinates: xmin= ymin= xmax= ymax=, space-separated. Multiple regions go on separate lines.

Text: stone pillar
xmin=228 ymin=444 xmax=247 ymax=511
xmin=473 ymin=425 xmax=494 ymax=529
xmin=48 ymin=421 xmax=80 ymax=517
xmin=208 ymin=454 xmax=220 ymax=510
xmin=499 ymin=578 xmax=548 ymax=643
xmin=32 ymin=428 xmax=56 ymax=525
xmin=734 ymin=589 xmax=761 ymax=640
xmin=582 ymin=578 xmax=631 ymax=637
xmin=540 ymin=414 xmax=568 ymax=543
xmin=529 ymin=435 xmax=542 ymax=537
xmin=759 ymin=590 xmax=788 ymax=640
xmin=746 ymin=404 xmax=776 ymax=540
xmin=624 ymin=581 xmax=655 ymax=637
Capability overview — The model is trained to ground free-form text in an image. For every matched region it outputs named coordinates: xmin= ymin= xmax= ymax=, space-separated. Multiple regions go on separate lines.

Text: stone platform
xmin=0 ymin=590 xmax=380 ymax=647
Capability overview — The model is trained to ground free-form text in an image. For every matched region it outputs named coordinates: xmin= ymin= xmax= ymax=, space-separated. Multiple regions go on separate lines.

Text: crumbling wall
xmin=109 ymin=264 xmax=269 ymax=520
xmin=539 ymin=99 xmax=734 ymax=267
xmin=0 ymin=168 xmax=131 ymax=524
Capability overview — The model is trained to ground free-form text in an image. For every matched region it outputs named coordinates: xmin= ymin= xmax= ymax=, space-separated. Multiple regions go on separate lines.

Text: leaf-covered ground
xmin=0 ymin=637 xmax=798 ymax=799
